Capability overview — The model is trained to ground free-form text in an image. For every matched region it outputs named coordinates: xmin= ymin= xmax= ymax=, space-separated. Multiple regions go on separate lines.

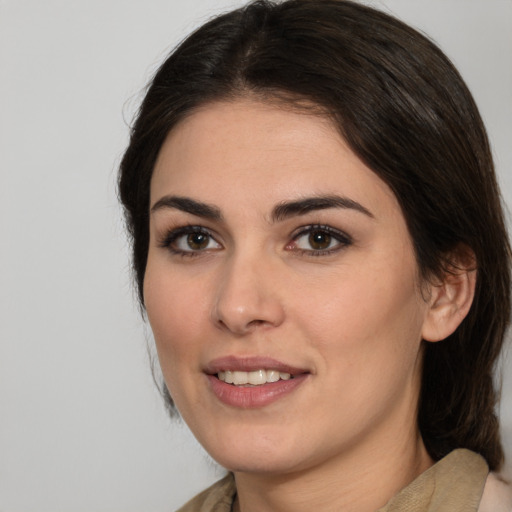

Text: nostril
xmin=215 ymin=317 xmax=271 ymax=334
xmin=212 ymin=285 xmax=286 ymax=334
xmin=247 ymin=319 xmax=266 ymax=327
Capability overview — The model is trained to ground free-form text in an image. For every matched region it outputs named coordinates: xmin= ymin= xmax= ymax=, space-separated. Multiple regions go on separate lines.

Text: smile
xmin=205 ymin=356 xmax=309 ymax=408
xmin=217 ymin=369 xmax=292 ymax=386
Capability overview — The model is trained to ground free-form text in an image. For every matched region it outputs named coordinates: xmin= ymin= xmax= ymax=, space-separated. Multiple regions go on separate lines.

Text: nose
xmin=211 ymin=252 xmax=286 ymax=335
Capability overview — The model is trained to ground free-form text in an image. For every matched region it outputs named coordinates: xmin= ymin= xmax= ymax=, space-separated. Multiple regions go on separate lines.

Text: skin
xmin=144 ymin=99 xmax=472 ymax=512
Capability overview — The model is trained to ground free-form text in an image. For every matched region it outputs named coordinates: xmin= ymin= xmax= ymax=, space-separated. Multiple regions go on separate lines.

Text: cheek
xmin=143 ymin=266 xmax=215 ymax=415
xmin=144 ymin=263 xmax=209 ymax=370
xmin=293 ymin=255 xmax=427 ymax=363
xmin=299 ymin=266 xmax=426 ymax=421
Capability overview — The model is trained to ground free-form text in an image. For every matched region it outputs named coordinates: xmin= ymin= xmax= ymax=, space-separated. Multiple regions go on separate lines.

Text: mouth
xmin=204 ymin=356 xmax=309 ymax=408
xmin=217 ymin=369 xmax=294 ymax=386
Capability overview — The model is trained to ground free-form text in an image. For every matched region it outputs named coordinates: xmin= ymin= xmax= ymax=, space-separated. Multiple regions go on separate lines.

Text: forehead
xmin=150 ymin=99 xmax=398 ymax=217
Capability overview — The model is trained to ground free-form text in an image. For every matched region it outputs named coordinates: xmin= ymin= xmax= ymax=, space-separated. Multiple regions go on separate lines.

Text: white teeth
xmin=248 ymin=370 xmax=266 ymax=385
xmin=222 ymin=370 xmax=249 ymax=385
xmin=232 ymin=371 xmax=248 ymax=385
xmin=266 ymin=370 xmax=280 ymax=383
xmin=217 ymin=369 xmax=294 ymax=386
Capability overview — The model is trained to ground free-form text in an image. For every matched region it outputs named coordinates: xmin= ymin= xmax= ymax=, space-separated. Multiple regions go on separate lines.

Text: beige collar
xmin=377 ymin=449 xmax=488 ymax=512
xmin=178 ymin=449 xmax=491 ymax=512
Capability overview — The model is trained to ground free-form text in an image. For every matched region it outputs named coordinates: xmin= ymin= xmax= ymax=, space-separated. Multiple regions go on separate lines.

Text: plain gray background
xmin=1 ymin=1 xmax=511 ymax=510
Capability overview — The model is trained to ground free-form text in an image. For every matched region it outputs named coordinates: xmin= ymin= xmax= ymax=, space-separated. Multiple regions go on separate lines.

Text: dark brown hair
xmin=119 ymin=0 xmax=511 ymax=470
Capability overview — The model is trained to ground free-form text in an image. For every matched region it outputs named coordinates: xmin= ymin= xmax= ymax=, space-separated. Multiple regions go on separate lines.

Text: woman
xmin=119 ymin=0 xmax=512 ymax=510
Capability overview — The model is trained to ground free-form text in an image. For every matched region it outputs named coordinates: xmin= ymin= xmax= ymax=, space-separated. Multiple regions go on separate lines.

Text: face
xmin=144 ymin=100 xmax=432 ymax=475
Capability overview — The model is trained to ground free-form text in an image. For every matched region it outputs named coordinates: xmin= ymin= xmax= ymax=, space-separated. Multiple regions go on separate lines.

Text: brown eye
xmin=308 ymin=230 xmax=332 ymax=250
xmin=187 ymin=232 xmax=210 ymax=250
xmin=164 ymin=227 xmax=222 ymax=254
xmin=290 ymin=225 xmax=352 ymax=255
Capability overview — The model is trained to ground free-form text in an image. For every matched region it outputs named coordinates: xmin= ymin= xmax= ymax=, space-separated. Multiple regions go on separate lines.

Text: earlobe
xmin=421 ymin=251 xmax=477 ymax=343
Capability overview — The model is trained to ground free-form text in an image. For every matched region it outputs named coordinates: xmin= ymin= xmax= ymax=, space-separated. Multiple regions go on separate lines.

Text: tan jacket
xmin=177 ymin=449 xmax=512 ymax=512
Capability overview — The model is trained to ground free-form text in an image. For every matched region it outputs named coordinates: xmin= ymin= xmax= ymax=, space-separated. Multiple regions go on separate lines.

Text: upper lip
xmin=204 ymin=356 xmax=309 ymax=376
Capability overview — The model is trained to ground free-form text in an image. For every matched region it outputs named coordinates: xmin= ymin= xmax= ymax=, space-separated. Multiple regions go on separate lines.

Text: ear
xmin=421 ymin=247 xmax=477 ymax=343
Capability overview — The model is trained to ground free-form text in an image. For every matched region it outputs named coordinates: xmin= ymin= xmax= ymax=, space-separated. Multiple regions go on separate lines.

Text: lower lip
xmin=207 ymin=374 xmax=308 ymax=408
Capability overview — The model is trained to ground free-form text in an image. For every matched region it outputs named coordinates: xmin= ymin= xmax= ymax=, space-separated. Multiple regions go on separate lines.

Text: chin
xmin=215 ymin=451 xmax=306 ymax=475
xmin=193 ymin=424 xmax=298 ymax=473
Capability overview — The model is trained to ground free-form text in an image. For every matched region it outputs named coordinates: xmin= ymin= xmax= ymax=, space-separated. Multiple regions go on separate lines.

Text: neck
xmin=233 ymin=427 xmax=433 ymax=512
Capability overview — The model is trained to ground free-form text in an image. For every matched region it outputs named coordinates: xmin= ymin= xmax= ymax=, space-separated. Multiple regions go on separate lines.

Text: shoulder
xmin=176 ymin=474 xmax=236 ymax=512
xmin=478 ymin=473 xmax=512 ymax=512
xmin=378 ymin=449 xmax=489 ymax=511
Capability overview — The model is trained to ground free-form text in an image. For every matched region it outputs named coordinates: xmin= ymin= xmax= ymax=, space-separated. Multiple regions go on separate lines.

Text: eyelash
xmin=288 ymin=224 xmax=352 ymax=257
xmin=158 ymin=224 xmax=352 ymax=257
xmin=158 ymin=225 xmax=220 ymax=257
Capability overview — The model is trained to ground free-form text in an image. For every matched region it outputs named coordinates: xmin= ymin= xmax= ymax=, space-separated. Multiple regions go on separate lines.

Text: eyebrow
xmin=150 ymin=194 xmax=373 ymax=222
xmin=150 ymin=195 xmax=222 ymax=220
xmin=271 ymin=195 xmax=374 ymax=222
